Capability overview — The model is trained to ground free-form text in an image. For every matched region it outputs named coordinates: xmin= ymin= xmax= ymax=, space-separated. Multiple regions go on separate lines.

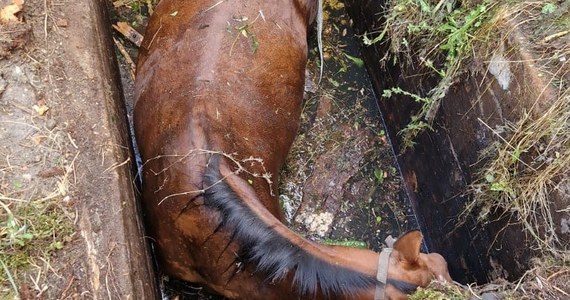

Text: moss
xmin=410 ymin=282 xmax=468 ymax=300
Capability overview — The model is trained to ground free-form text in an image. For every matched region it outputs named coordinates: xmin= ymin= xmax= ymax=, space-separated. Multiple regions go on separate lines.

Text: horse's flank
xmin=133 ymin=0 xmax=452 ymax=299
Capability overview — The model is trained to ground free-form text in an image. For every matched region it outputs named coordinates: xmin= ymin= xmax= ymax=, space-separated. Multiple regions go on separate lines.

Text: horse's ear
xmin=393 ymin=230 xmax=422 ymax=264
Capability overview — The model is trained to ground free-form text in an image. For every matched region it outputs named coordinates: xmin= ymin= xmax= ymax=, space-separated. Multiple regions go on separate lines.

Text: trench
xmin=107 ymin=0 xmax=532 ymax=297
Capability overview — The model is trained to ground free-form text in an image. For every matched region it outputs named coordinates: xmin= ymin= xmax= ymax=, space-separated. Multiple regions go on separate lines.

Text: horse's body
xmin=134 ymin=0 xmax=451 ymax=299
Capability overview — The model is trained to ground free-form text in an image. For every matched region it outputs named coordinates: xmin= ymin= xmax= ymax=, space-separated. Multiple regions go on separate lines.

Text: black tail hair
xmin=202 ymin=154 xmax=375 ymax=298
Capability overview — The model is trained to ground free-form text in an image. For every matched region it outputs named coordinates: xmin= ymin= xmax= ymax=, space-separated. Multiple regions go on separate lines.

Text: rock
xmin=1 ymin=82 xmax=36 ymax=107
xmin=470 ymin=292 xmax=502 ymax=300
xmin=46 ymin=119 xmax=57 ymax=130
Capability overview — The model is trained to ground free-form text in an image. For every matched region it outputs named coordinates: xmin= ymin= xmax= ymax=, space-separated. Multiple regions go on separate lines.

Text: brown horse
xmin=133 ymin=0 xmax=452 ymax=299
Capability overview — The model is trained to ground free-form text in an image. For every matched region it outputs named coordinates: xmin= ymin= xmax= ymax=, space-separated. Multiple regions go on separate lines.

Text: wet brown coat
xmin=134 ymin=0 xmax=451 ymax=299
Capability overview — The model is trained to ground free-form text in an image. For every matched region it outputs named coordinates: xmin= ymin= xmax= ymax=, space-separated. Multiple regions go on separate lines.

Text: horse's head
xmin=376 ymin=230 xmax=451 ymax=299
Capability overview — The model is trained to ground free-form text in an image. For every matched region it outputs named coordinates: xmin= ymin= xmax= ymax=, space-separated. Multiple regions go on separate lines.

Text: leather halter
xmin=374 ymin=248 xmax=392 ymax=300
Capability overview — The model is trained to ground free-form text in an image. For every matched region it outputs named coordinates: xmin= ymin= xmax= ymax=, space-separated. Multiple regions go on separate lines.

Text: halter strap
xmin=374 ymin=248 xmax=392 ymax=300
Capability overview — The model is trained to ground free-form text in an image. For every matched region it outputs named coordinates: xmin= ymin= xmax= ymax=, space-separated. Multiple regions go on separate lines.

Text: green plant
xmin=0 ymin=202 xmax=33 ymax=248
xmin=409 ymin=280 xmax=468 ymax=299
xmin=364 ymin=0 xmax=494 ymax=149
xmin=322 ymin=239 xmax=368 ymax=248
xmin=465 ymin=90 xmax=570 ymax=255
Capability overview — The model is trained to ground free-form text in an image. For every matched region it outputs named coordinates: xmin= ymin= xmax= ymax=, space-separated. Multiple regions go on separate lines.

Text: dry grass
xmin=466 ymin=89 xmax=569 ymax=255
xmin=0 ymin=130 xmax=76 ymax=297
xmin=409 ymin=256 xmax=570 ymax=299
xmin=462 ymin=0 xmax=570 ymax=256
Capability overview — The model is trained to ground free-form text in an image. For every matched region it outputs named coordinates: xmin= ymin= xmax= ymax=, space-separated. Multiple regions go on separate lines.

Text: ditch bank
xmin=345 ymin=0 xmax=569 ymax=284
xmin=60 ymin=0 xmax=159 ymax=297
xmin=1 ymin=0 xmax=157 ymax=297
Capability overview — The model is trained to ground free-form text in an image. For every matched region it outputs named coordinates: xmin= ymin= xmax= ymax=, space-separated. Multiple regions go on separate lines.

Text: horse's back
xmin=134 ymin=0 xmax=310 ymax=166
xmin=132 ymin=0 xmax=316 ymax=297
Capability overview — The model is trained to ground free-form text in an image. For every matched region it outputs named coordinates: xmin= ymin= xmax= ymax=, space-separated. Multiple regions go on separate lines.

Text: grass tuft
xmin=465 ymin=88 xmax=570 ymax=256
xmin=365 ymin=0 xmax=498 ymax=149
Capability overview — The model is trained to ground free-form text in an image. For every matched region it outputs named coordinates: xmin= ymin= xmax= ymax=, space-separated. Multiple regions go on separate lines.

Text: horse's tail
xmin=202 ymin=154 xmax=375 ymax=298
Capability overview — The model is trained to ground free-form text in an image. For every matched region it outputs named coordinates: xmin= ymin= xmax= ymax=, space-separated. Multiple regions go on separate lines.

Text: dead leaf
xmin=55 ymin=18 xmax=68 ymax=27
xmin=112 ymin=22 xmax=143 ymax=47
xmin=33 ymin=104 xmax=49 ymax=116
xmin=0 ymin=0 xmax=24 ymax=24
xmin=31 ymin=134 xmax=45 ymax=145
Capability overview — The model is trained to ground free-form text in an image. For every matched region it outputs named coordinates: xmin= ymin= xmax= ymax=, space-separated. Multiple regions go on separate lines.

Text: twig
xmin=467 ymin=283 xmax=482 ymax=299
xmin=541 ymin=30 xmax=570 ymax=44
xmin=477 ymin=118 xmax=536 ymax=171
xmin=514 ymin=267 xmax=536 ymax=292
xmin=146 ymin=149 xmax=274 ymax=205
xmin=67 ymin=132 xmax=78 ymax=149
xmin=432 ymin=0 xmax=446 ymax=14
xmin=112 ymin=22 xmax=143 ymax=47
xmin=103 ymin=157 xmax=130 ymax=173
xmin=112 ymin=37 xmax=136 ymax=79
xmin=203 ymin=0 xmax=224 ymax=13
xmin=146 ymin=17 xmax=163 ymax=49
xmin=547 ymin=269 xmax=570 ymax=281
xmin=551 ymin=284 xmax=569 ymax=296
xmin=59 ymin=276 xmax=75 ymax=299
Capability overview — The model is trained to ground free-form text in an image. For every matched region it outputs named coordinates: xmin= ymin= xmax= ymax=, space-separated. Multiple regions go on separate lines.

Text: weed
xmin=365 ymin=0 xmax=495 ymax=149
xmin=0 ymin=198 xmax=74 ymax=288
xmin=382 ymin=87 xmax=434 ymax=149
xmin=0 ymin=202 xmax=33 ymax=248
xmin=0 ymin=122 xmax=76 ymax=293
xmin=374 ymin=168 xmax=385 ymax=184
xmin=409 ymin=280 xmax=467 ymax=300
xmin=465 ymin=89 xmax=570 ymax=256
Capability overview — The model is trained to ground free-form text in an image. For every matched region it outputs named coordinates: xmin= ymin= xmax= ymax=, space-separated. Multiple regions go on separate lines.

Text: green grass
xmin=409 ymin=280 xmax=467 ymax=300
xmin=364 ymin=0 xmax=496 ymax=149
xmin=0 ymin=198 xmax=74 ymax=295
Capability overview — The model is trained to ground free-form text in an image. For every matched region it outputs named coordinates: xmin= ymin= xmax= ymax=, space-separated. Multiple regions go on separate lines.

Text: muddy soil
xmin=280 ymin=3 xmax=417 ymax=250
